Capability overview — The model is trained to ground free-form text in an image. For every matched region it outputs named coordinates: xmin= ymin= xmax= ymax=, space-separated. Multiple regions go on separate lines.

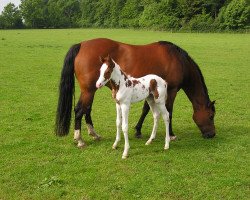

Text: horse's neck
xmin=183 ymin=66 xmax=210 ymax=111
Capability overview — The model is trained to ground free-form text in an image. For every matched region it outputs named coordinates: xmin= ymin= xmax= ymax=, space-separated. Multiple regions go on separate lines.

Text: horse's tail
xmin=55 ymin=43 xmax=81 ymax=136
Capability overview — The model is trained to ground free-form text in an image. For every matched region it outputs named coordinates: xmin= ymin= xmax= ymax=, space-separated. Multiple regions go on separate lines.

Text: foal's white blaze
xmin=96 ymin=63 xmax=109 ymax=88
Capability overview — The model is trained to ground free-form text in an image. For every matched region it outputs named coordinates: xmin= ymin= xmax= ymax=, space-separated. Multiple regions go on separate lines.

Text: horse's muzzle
xmin=202 ymin=131 xmax=216 ymax=139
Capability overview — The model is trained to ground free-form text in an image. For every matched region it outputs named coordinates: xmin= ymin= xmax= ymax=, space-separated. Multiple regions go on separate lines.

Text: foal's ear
xmin=99 ymin=56 xmax=105 ymax=63
xmin=107 ymin=54 xmax=112 ymax=62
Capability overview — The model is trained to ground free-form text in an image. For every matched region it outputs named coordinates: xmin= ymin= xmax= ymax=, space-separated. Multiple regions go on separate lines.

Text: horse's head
xmin=193 ymin=101 xmax=216 ymax=138
xmin=96 ymin=55 xmax=115 ymax=88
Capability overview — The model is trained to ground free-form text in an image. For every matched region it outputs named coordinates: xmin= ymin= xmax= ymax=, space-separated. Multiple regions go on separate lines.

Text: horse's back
xmin=74 ymin=38 xmax=184 ymax=90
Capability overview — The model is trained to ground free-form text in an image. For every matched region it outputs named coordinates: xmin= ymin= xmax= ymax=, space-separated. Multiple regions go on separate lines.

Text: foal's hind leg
xmin=145 ymin=99 xmax=160 ymax=145
xmin=157 ymin=103 xmax=170 ymax=150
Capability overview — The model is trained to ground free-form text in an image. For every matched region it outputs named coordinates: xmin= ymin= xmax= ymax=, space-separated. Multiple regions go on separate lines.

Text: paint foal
xmin=96 ymin=55 xmax=170 ymax=159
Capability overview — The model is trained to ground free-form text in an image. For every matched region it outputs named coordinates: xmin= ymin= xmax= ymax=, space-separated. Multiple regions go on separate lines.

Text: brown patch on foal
xmin=125 ymin=80 xmax=132 ymax=87
xmin=132 ymin=80 xmax=140 ymax=87
xmin=110 ymin=80 xmax=120 ymax=103
xmin=149 ymin=79 xmax=159 ymax=99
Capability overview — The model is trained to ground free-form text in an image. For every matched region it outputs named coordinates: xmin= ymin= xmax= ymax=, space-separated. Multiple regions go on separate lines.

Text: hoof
xmin=145 ymin=141 xmax=151 ymax=145
xmin=93 ymin=135 xmax=101 ymax=141
xmin=170 ymin=136 xmax=177 ymax=141
xmin=77 ymin=142 xmax=86 ymax=149
xmin=112 ymin=145 xmax=117 ymax=150
xmin=164 ymin=146 xmax=169 ymax=150
xmin=122 ymin=155 xmax=128 ymax=159
xmin=134 ymin=131 xmax=142 ymax=139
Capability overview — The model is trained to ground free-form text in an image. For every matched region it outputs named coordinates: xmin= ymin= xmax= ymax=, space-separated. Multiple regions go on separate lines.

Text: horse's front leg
xmin=121 ymin=104 xmax=130 ymax=159
xmin=113 ymin=103 xmax=122 ymax=149
xmin=166 ymin=89 xmax=178 ymax=140
xmin=134 ymin=101 xmax=150 ymax=138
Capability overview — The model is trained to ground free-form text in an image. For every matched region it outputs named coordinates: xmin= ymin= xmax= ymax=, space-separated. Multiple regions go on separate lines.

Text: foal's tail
xmin=55 ymin=43 xmax=81 ymax=136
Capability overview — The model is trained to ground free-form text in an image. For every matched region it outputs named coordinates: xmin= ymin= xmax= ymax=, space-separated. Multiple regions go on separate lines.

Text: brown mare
xmin=55 ymin=38 xmax=215 ymax=146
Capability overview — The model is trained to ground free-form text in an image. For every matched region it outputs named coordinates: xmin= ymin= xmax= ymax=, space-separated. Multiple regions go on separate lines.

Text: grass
xmin=0 ymin=29 xmax=249 ymax=200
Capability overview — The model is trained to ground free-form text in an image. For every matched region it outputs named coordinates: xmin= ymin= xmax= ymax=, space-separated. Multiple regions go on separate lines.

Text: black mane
xmin=158 ymin=41 xmax=210 ymax=104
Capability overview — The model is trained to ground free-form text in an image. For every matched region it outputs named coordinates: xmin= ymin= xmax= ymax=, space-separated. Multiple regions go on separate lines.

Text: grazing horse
xmin=55 ymin=38 xmax=216 ymax=147
xmin=96 ymin=55 xmax=170 ymax=159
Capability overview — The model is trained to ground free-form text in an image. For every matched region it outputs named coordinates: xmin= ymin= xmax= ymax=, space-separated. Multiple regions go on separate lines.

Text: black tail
xmin=55 ymin=43 xmax=81 ymax=136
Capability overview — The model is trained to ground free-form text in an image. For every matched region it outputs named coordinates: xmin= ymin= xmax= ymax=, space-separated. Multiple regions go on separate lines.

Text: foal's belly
xmin=130 ymin=85 xmax=149 ymax=103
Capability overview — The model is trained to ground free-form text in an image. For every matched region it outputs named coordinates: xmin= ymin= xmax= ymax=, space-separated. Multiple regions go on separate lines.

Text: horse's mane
xmin=158 ymin=41 xmax=210 ymax=104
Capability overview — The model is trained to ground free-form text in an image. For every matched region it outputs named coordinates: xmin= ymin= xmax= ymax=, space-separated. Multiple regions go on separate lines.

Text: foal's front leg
xmin=121 ymin=104 xmax=130 ymax=159
xmin=113 ymin=103 xmax=122 ymax=149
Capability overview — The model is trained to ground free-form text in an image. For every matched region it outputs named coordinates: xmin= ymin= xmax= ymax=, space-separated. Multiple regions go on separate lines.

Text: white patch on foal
xmin=96 ymin=55 xmax=170 ymax=159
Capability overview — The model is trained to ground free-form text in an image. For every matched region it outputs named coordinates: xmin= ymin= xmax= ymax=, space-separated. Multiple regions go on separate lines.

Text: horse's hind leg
xmin=85 ymin=106 xmax=101 ymax=140
xmin=74 ymin=95 xmax=85 ymax=148
xmin=74 ymin=90 xmax=100 ymax=148
xmin=145 ymin=99 xmax=160 ymax=145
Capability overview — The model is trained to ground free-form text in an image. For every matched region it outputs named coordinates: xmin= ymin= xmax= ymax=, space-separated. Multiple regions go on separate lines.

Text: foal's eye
xmin=209 ymin=115 xmax=214 ymax=121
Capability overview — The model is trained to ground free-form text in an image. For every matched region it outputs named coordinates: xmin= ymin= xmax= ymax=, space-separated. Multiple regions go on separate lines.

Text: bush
xmin=188 ymin=10 xmax=215 ymax=31
xmin=139 ymin=1 xmax=181 ymax=30
xmin=221 ymin=0 xmax=250 ymax=30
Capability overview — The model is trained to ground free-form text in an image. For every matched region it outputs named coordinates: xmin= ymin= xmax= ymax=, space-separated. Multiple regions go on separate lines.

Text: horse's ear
xmin=208 ymin=100 xmax=216 ymax=107
xmin=208 ymin=100 xmax=216 ymax=111
xmin=99 ymin=56 xmax=105 ymax=63
xmin=210 ymin=100 xmax=216 ymax=106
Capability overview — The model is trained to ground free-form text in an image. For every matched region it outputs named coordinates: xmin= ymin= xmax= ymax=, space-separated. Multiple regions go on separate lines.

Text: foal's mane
xmin=158 ymin=41 xmax=210 ymax=104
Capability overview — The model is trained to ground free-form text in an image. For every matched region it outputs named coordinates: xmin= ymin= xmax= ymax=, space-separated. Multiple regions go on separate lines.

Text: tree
xmin=222 ymin=0 xmax=250 ymax=30
xmin=139 ymin=0 xmax=181 ymax=30
xmin=20 ymin=0 xmax=49 ymax=28
xmin=78 ymin=0 xmax=98 ymax=27
xmin=119 ymin=0 xmax=143 ymax=28
xmin=0 ymin=3 xmax=23 ymax=29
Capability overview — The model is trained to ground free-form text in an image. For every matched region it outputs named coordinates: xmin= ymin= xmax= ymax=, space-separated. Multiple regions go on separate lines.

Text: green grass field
xmin=0 ymin=29 xmax=249 ymax=200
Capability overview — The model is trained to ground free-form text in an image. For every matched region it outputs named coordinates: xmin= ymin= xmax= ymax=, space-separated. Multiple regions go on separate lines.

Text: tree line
xmin=0 ymin=0 xmax=249 ymax=31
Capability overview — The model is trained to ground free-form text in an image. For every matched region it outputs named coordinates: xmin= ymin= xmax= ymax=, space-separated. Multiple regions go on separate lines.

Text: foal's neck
xmin=111 ymin=64 xmax=129 ymax=87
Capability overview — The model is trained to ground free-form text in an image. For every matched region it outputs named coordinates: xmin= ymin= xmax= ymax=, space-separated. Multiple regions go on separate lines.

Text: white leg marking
xmin=86 ymin=124 xmax=101 ymax=140
xmin=74 ymin=130 xmax=86 ymax=148
xmin=121 ymin=104 xmax=130 ymax=159
xmin=113 ymin=103 xmax=122 ymax=149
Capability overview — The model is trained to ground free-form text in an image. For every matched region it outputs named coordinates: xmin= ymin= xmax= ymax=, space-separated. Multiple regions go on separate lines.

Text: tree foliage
xmin=0 ymin=3 xmax=23 ymax=29
xmin=0 ymin=0 xmax=249 ymax=31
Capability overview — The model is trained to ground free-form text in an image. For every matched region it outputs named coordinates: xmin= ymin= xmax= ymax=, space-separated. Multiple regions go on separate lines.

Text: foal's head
xmin=193 ymin=101 xmax=216 ymax=138
xmin=96 ymin=55 xmax=115 ymax=88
